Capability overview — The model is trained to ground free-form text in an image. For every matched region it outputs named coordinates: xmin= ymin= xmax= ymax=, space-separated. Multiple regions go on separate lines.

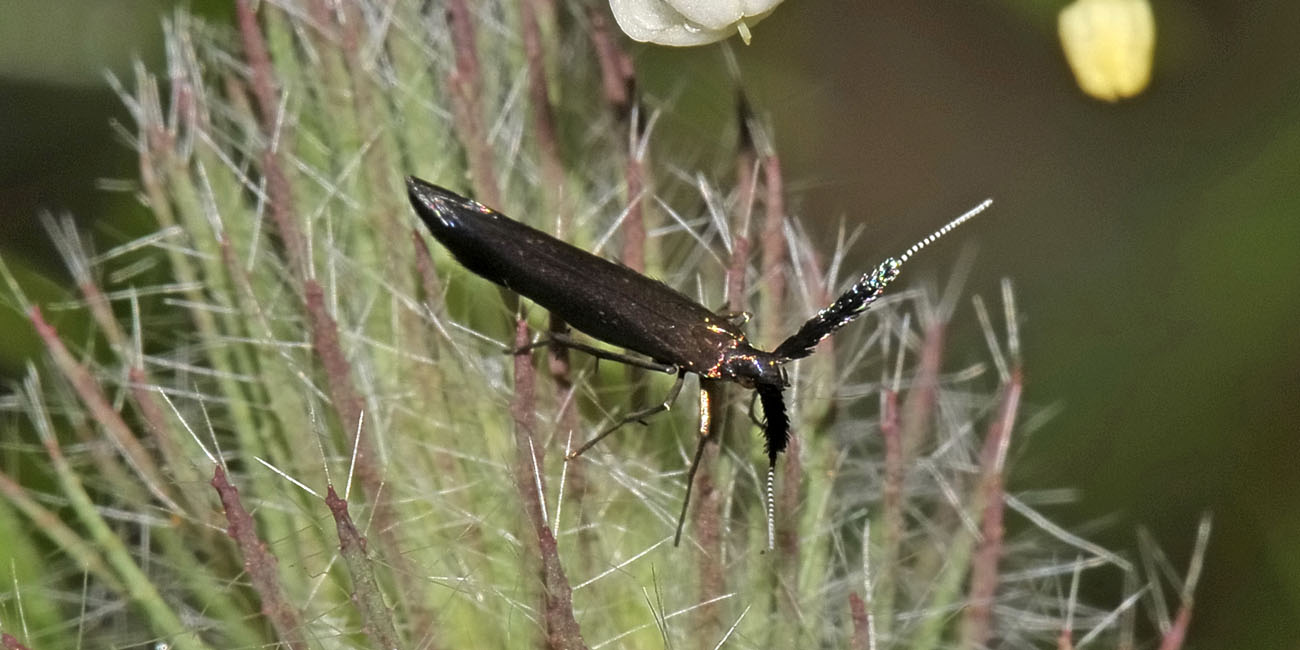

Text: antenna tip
xmin=897 ymin=198 xmax=993 ymax=263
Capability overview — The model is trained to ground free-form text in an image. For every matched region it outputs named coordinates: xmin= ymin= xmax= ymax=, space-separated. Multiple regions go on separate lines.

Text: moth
xmin=407 ymin=175 xmax=989 ymax=546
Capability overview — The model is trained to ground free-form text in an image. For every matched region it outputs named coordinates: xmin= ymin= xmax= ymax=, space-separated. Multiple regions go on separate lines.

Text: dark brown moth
xmin=407 ymin=175 xmax=989 ymax=546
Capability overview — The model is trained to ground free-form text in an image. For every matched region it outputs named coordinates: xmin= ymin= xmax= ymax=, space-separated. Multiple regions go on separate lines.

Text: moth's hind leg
xmin=510 ymin=331 xmax=677 ymax=373
xmin=674 ymin=379 xmax=724 ymax=546
xmin=565 ymin=369 xmax=687 ymax=460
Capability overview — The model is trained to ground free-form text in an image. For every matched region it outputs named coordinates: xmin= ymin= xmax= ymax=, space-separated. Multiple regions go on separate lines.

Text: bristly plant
xmin=0 ymin=2 xmax=1205 ymax=649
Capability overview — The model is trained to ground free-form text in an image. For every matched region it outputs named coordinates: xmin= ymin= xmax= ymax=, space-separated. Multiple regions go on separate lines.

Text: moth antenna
xmin=766 ymin=461 xmax=777 ymax=551
xmin=897 ymin=198 xmax=992 ymax=264
xmin=772 ymin=199 xmax=992 ymax=361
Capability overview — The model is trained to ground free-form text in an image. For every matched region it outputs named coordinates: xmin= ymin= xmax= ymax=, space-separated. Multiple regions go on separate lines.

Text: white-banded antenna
xmin=766 ymin=465 xmax=777 ymax=551
xmin=897 ymin=199 xmax=993 ymax=264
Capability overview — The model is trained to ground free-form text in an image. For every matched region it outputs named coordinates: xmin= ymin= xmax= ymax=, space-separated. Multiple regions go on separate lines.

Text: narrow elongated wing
xmin=407 ymin=176 xmax=744 ymax=375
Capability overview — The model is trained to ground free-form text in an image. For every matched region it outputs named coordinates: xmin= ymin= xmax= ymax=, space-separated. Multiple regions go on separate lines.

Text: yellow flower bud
xmin=1058 ymin=0 xmax=1156 ymax=102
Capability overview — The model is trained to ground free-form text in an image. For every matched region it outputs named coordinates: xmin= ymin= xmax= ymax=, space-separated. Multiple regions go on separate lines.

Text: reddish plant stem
xmin=877 ymin=388 xmax=903 ymax=630
xmin=511 ymin=319 xmax=547 ymax=527
xmin=303 ymin=281 xmax=382 ymax=495
xmin=729 ymin=148 xmax=755 ymax=310
xmin=512 ymin=320 xmax=589 ymax=649
xmin=960 ymin=366 xmax=1022 ymax=648
xmin=302 ymin=273 xmax=422 ymax=638
xmin=619 ymin=92 xmax=646 ymax=274
xmin=901 ymin=322 xmax=945 ymax=461
xmin=70 ymin=239 xmax=202 ymax=514
xmin=848 ymin=591 xmax=871 ymax=650
xmin=1157 ymin=606 xmax=1192 ymax=650
xmin=77 ymin=280 xmax=129 ymax=349
xmin=519 ymin=0 xmax=588 ymax=544
xmin=522 ymin=0 xmax=563 ymax=201
xmin=759 ymin=155 xmax=788 ymax=347
xmin=325 ymin=486 xmax=402 ymax=650
xmin=1 ymin=633 xmax=32 ymax=650
xmin=299 ymin=281 xmax=423 ymax=642
xmin=136 ymin=88 xmax=176 ymax=226
xmin=881 ymin=389 xmax=903 ymax=531
xmin=621 ymin=140 xmax=648 ymax=274
xmin=691 ymin=381 xmax=726 ymax=644
xmin=212 ymin=466 xmax=307 ymax=650
xmin=235 ymin=0 xmax=309 ymax=280
xmin=510 ymin=318 xmax=548 ymax=639
xmin=29 ymin=307 xmax=179 ymax=513
xmin=586 ymin=6 xmax=634 ymax=117
xmin=237 ymin=2 xmax=388 ymax=509
xmin=728 ymin=232 xmax=752 ymax=315
xmin=124 ymin=365 xmax=211 ymax=516
xmin=125 ymin=367 xmax=181 ymax=464
xmin=586 ymin=5 xmax=643 ymax=272
xmin=446 ymin=0 xmax=501 ymax=207
xmin=1057 ymin=627 xmax=1075 ymax=650
xmin=539 ymin=525 xmax=590 ymax=650
xmin=235 ymin=0 xmax=279 ymax=136
xmin=729 ymin=92 xmax=757 ymax=309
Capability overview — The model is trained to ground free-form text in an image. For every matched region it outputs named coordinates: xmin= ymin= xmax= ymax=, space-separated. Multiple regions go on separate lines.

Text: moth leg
xmin=566 ymin=370 xmax=687 ymax=460
xmin=510 ymin=332 xmax=676 ymax=374
xmin=675 ymin=380 xmax=722 ymax=546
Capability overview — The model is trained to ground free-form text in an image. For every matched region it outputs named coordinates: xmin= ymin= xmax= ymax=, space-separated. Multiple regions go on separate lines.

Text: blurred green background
xmin=2 ymin=1 xmax=1296 ymax=647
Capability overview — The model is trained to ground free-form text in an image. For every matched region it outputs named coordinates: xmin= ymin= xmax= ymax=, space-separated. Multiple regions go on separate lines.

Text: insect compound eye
xmin=725 ymin=358 xmax=759 ymax=387
xmin=752 ymin=361 xmax=785 ymax=387
xmin=720 ymin=350 xmax=785 ymax=388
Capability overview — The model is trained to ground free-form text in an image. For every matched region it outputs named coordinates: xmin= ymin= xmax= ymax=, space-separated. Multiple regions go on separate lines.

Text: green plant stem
xmin=31 ymin=385 xmax=210 ymax=650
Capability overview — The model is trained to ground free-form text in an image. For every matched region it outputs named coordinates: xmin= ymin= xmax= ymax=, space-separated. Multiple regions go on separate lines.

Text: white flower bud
xmin=1058 ymin=0 xmax=1157 ymax=102
xmin=609 ymin=0 xmax=783 ymax=46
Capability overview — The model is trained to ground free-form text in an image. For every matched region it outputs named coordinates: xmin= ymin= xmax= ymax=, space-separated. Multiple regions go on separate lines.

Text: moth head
xmin=718 ymin=347 xmax=788 ymax=389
